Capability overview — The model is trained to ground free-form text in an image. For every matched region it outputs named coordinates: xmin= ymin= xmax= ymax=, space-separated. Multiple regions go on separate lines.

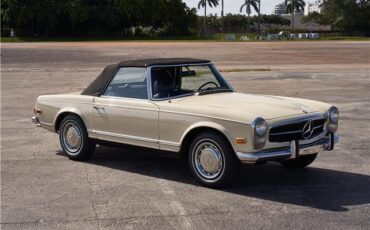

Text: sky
xmin=183 ymin=0 xmax=313 ymax=15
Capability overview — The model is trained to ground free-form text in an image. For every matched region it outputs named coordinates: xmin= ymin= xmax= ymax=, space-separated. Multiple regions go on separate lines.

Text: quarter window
xmin=104 ymin=67 xmax=148 ymax=99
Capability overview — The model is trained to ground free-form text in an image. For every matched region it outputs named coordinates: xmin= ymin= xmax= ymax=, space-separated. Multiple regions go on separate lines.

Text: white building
xmin=274 ymin=2 xmax=287 ymax=16
xmin=305 ymin=0 xmax=325 ymax=15
xmin=274 ymin=1 xmax=306 ymax=16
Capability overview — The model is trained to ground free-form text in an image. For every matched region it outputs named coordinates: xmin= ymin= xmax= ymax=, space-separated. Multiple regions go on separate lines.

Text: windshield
xmin=151 ymin=64 xmax=232 ymax=100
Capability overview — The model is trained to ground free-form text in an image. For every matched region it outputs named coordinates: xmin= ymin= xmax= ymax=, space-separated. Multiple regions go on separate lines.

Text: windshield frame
xmin=148 ymin=63 xmax=234 ymax=101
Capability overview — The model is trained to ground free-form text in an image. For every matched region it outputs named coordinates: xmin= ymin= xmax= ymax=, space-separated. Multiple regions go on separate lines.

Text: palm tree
xmin=198 ymin=0 xmax=219 ymax=36
xmin=285 ymin=0 xmax=306 ymax=30
xmin=221 ymin=0 xmax=224 ymax=18
xmin=257 ymin=0 xmax=261 ymax=34
xmin=221 ymin=0 xmax=224 ymax=31
xmin=240 ymin=0 xmax=259 ymax=33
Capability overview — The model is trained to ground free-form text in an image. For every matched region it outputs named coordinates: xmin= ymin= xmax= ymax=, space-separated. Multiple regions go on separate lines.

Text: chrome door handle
xmin=93 ymin=105 xmax=104 ymax=110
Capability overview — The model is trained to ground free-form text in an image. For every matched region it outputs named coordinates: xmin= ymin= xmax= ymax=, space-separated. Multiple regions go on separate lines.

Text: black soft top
xmin=81 ymin=58 xmax=210 ymax=96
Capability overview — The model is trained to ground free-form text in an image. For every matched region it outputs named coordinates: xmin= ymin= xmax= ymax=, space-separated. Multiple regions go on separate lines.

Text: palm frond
xmin=251 ymin=1 xmax=258 ymax=12
xmin=208 ymin=0 xmax=219 ymax=8
xmin=240 ymin=3 xmax=246 ymax=13
xmin=198 ymin=0 xmax=205 ymax=9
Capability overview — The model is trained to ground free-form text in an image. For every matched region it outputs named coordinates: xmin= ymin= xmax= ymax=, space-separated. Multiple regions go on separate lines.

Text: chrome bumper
xmin=236 ymin=134 xmax=339 ymax=164
xmin=32 ymin=116 xmax=41 ymax=127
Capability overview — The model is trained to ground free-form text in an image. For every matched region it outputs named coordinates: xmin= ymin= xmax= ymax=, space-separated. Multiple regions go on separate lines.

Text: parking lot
xmin=1 ymin=41 xmax=370 ymax=229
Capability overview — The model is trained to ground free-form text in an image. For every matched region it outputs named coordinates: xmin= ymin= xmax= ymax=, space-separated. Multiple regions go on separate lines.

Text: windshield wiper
xmin=197 ymin=88 xmax=233 ymax=95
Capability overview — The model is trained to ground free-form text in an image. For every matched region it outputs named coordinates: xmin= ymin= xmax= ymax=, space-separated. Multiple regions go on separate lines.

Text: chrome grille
xmin=269 ymin=118 xmax=327 ymax=142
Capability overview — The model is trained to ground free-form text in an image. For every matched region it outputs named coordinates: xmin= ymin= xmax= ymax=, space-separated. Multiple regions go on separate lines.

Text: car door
xmin=93 ymin=67 xmax=159 ymax=149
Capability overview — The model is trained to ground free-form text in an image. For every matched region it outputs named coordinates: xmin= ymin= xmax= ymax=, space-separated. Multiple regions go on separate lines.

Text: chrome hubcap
xmin=62 ymin=122 xmax=82 ymax=155
xmin=194 ymin=140 xmax=223 ymax=180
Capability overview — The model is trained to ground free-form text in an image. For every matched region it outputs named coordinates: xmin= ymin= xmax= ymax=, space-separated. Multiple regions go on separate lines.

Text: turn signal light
xmin=236 ymin=138 xmax=247 ymax=144
xmin=34 ymin=108 xmax=42 ymax=114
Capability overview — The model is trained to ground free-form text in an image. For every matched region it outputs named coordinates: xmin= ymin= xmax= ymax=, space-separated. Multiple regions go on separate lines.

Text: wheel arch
xmin=179 ymin=122 xmax=236 ymax=159
xmin=54 ymin=108 xmax=87 ymax=133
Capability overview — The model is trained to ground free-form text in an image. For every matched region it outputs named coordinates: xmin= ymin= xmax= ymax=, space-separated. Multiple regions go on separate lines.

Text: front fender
xmin=180 ymin=121 xmax=252 ymax=154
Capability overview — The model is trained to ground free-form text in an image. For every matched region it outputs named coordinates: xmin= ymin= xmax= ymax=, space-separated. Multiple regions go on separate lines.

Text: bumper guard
xmin=237 ymin=134 xmax=339 ymax=164
xmin=32 ymin=116 xmax=41 ymax=127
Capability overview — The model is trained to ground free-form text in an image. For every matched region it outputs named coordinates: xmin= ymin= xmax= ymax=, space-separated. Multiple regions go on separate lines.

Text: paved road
xmin=1 ymin=41 xmax=370 ymax=229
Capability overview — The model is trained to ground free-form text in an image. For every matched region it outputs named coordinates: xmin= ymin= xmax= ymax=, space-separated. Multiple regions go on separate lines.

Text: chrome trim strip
xmin=237 ymin=150 xmax=292 ymax=163
xmin=266 ymin=131 xmax=327 ymax=149
xmin=237 ymin=135 xmax=339 ymax=164
xmin=95 ymin=130 xmax=158 ymax=143
xmin=94 ymin=101 xmax=158 ymax=112
xmin=270 ymin=130 xmax=303 ymax=136
xmin=159 ymin=140 xmax=181 ymax=147
xmin=299 ymin=132 xmax=327 ymax=144
xmin=270 ymin=115 xmax=327 ymax=128
xmin=270 ymin=125 xmax=324 ymax=136
xmin=40 ymin=121 xmax=53 ymax=126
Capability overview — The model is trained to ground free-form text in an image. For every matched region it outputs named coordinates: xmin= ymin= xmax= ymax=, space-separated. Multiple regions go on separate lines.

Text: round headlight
xmin=254 ymin=118 xmax=268 ymax=137
xmin=252 ymin=118 xmax=268 ymax=150
xmin=329 ymin=108 xmax=339 ymax=123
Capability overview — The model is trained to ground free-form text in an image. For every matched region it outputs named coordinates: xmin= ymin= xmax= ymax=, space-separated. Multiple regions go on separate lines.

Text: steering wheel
xmin=197 ymin=81 xmax=218 ymax=91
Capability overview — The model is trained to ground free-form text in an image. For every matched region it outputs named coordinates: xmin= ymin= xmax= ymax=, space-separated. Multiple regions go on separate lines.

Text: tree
xmin=198 ymin=0 xmax=219 ymax=36
xmin=285 ymin=0 xmax=306 ymax=30
xmin=320 ymin=0 xmax=369 ymax=34
xmin=240 ymin=0 xmax=259 ymax=32
xmin=302 ymin=0 xmax=369 ymax=35
xmin=1 ymin=0 xmax=198 ymax=37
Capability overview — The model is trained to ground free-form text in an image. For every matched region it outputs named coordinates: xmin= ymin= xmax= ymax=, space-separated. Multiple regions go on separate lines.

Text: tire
xmin=188 ymin=132 xmax=239 ymax=188
xmin=280 ymin=153 xmax=318 ymax=169
xmin=59 ymin=114 xmax=95 ymax=161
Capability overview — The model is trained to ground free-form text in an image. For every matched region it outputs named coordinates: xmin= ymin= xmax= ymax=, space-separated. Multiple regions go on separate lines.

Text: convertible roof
xmin=81 ymin=58 xmax=211 ymax=96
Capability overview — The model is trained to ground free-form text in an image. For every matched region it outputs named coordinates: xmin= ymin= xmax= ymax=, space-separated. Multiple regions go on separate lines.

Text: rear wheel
xmin=188 ymin=132 xmax=239 ymax=188
xmin=59 ymin=115 xmax=95 ymax=161
xmin=281 ymin=153 xmax=318 ymax=169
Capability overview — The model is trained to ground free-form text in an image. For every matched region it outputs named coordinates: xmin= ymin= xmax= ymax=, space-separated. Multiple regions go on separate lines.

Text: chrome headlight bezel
xmin=252 ymin=117 xmax=268 ymax=150
xmin=327 ymin=106 xmax=339 ymax=133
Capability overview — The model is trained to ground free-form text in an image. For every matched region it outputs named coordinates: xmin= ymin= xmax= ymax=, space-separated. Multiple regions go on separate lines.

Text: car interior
xmin=151 ymin=67 xmax=197 ymax=99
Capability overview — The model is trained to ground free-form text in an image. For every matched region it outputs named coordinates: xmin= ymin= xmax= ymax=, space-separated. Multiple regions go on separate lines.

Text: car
xmin=32 ymin=58 xmax=340 ymax=187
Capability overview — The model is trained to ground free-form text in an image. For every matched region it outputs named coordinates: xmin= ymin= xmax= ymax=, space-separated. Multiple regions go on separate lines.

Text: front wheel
xmin=188 ymin=132 xmax=239 ymax=188
xmin=59 ymin=115 xmax=95 ymax=161
xmin=280 ymin=153 xmax=318 ymax=169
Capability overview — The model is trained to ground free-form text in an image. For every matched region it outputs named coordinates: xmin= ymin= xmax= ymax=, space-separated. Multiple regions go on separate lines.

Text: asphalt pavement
xmin=1 ymin=41 xmax=370 ymax=229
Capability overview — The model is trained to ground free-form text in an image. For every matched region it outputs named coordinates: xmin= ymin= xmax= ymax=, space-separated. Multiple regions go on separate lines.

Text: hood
xmin=174 ymin=92 xmax=327 ymax=121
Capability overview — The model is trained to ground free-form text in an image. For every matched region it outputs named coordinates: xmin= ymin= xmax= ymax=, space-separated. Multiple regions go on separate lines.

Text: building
xmin=274 ymin=2 xmax=287 ymax=16
xmin=305 ymin=0 xmax=324 ymax=15
xmin=274 ymin=1 xmax=305 ymax=16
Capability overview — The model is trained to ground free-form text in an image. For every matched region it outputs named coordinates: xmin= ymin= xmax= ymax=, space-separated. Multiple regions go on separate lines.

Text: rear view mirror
xmin=181 ymin=70 xmax=196 ymax=77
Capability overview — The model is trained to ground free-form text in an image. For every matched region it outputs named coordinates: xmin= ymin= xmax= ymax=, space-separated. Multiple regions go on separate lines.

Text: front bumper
xmin=236 ymin=134 xmax=339 ymax=164
xmin=32 ymin=116 xmax=41 ymax=127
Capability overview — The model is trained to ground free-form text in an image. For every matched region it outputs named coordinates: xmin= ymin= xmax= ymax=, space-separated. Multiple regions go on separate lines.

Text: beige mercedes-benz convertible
xmin=32 ymin=58 xmax=339 ymax=187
